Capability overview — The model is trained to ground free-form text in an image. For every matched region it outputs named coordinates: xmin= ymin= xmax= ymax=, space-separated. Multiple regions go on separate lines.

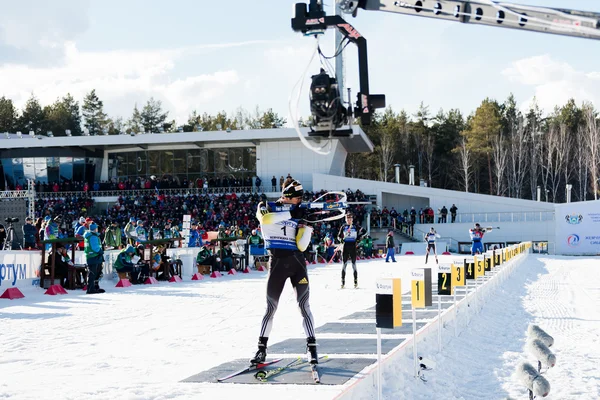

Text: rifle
xmin=267 ymin=191 xmax=348 ymax=223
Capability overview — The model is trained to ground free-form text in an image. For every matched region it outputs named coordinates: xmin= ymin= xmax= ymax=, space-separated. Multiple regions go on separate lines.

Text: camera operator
xmin=0 ymin=224 xmax=6 ymax=249
xmin=22 ymin=217 xmax=37 ymax=249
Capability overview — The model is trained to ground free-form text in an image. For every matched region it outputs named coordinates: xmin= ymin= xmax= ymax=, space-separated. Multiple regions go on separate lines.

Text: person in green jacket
xmin=196 ymin=245 xmax=217 ymax=273
xmin=104 ymin=220 xmax=122 ymax=249
xmin=84 ymin=223 xmax=105 ymax=294
xmin=113 ymin=244 xmax=141 ymax=284
xmin=363 ymin=235 xmax=373 ymax=258
xmin=247 ymin=229 xmax=263 ymax=246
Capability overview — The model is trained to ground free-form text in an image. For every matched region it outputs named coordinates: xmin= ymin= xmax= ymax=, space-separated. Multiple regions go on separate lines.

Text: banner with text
xmin=555 ymin=200 xmax=600 ymax=255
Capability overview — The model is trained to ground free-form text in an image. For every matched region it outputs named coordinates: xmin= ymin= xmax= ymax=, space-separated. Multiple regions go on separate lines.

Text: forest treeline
xmin=0 ymin=91 xmax=598 ymax=202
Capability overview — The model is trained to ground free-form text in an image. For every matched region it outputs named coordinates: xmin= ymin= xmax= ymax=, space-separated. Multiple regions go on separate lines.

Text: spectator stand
xmin=40 ymin=237 xmax=86 ymax=289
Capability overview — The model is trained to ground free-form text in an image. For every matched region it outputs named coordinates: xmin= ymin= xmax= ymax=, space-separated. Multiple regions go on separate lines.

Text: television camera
xmin=291 ymin=0 xmax=600 ymax=138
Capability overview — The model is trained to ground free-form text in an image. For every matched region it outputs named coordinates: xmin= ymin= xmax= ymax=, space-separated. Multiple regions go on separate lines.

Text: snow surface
xmin=0 ymin=255 xmax=598 ymax=399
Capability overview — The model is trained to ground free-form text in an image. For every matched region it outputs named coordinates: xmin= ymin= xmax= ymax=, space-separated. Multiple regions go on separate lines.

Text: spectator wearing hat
xmin=22 ymin=217 xmax=37 ymax=249
xmin=104 ymin=220 xmax=122 ymax=249
xmin=385 ymin=231 xmax=396 ymax=263
xmin=124 ymin=217 xmax=137 ymax=245
xmin=196 ymin=245 xmax=218 ymax=273
xmin=114 ymin=245 xmax=142 ymax=284
xmin=84 ymin=223 xmax=105 ymax=294
xmin=135 ymin=220 xmax=147 ymax=243
xmin=188 ymin=221 xmax=202 ymax=247
xmin=247 ymin=229 xmax=263 ymax=246
xmin=218 ymin=242 xmax=234 ymax=272
xmin=75 ymin=217 xmax=86 ymax=249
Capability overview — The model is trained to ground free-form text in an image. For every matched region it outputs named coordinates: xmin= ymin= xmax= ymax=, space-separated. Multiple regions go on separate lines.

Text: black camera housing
xmin=5 ymin=217 xmax=19 ymax=223
xmin=309 ymin=68 xmax=348 ymax=132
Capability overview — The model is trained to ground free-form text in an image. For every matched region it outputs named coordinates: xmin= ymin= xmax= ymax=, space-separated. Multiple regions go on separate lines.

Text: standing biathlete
xmin=337 ymin=213 xmax=365 ymax=288
xmin=470 ymin=223 xmax=492 ymax=255
xmin=250 ymin=180 xmax=319 ymax=365
xmin=424 ymin=227 xmax=440 ymax=264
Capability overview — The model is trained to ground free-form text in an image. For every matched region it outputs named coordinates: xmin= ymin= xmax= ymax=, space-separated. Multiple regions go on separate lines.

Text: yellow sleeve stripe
xmin=261 ymin=211 xmax=292 ymax=225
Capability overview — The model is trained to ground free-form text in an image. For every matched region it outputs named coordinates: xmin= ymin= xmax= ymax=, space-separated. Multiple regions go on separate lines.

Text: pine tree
xmin=140 ymin=97 xmax=168 ymax=133
xmin=463 ymin=98 xmax=502 ymax=194
xmin=82 ymin=89 xmax=108 ymax=136
xmin=0 ymin=96 xmax=18 ymax=133
xmin=17 ymin=94 xmax=45 ymax=134
xmin=126 ymin=104 xmax=143 ymax=133
xmin=43 ymin=94 xmax=82 ymax=136
xmin=106 ymin=117 xmax=124 ymax=135
xmin=257 ymin=108 xmax=286 ymax=129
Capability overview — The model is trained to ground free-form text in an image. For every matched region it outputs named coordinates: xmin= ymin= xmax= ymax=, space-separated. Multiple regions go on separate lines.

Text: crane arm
xmin=339 ymin=0 xmax=600 ymax=41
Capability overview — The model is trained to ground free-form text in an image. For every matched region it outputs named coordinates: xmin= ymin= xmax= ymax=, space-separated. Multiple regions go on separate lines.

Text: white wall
xmin=257 ymin=141 xmax=346 ymax=191
xmin=554 ymin=199 xmax=600 ymax=255
xmin=312 ymin=174 xmax=557 ymax=252
xmin=312 ymin=174 xmax=555 ymax=214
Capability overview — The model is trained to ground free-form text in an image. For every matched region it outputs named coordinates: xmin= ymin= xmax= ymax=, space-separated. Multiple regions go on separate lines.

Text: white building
xmin=2 ymin=127 xmax=597 ymax=256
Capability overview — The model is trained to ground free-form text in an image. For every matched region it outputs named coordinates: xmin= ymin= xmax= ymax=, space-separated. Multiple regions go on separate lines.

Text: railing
xmin=33 ymin=186 xmax=266 ymax=199
xmin=453 ymin=211 xmax=555 ymax=223
xmin=370 ymin=211 xmax=555 ymax=228
xmin=33 ymin=188 xmax=376 ymax=203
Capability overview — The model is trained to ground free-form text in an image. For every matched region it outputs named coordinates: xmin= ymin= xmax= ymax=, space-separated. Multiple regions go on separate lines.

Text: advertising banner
xmin=0 ymin=251 xmax=42 ymax=287
xmin=555 ymin=200 xmax=600 ymax=255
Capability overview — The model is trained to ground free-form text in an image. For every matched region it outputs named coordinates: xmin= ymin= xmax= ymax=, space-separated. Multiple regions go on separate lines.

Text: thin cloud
xmin=502 ymin=54 xmax=600 ymax=112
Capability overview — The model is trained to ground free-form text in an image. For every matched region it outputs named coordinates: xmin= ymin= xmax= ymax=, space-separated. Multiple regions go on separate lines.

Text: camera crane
xmin=291 ymin=0 xmax=600 ymax=138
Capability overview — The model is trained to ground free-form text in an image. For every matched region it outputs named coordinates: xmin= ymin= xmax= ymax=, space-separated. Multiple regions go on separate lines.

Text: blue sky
xmin=0 ymin=0 xmax=599 ymax=125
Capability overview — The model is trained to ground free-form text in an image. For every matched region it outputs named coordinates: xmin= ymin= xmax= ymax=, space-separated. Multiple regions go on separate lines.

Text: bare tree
xmin=455 ymin=135 xmax=472 ymax=192
xmin=541 ymin=120 xmax=566 ymax=202
xmin=583 ymin=103 xmax=600 ymax=200
xmin=507 ymin=116 xmax=527 ymax=198
xmin=380 ymin=130 xmax=396 ymax=182
xmin=574 ymin=125 xmax=589 ymax=201
xmin=423 ymin=131 xmax=436 ymax=184
xmin=560 ymin=122 xmax=574 ymax=202
xmin=491 ymin=130 xmax=508 ymax=196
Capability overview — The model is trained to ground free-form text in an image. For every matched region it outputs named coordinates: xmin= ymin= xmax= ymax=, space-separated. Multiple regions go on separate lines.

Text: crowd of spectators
xmin=370 ymin=204 xmax=460 ymax=238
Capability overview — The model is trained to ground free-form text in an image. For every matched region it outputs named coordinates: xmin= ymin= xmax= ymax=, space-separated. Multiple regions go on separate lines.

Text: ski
xmin=254 ymin=357 xmax=304 ymax=382
xmin=255 ymin=356 xmax=328 ymax=382
xmin=217 ymin=358 xmax=283 ymax=382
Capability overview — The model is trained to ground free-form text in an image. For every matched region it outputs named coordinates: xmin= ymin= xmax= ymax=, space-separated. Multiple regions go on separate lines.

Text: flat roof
xmin=0 ymin=126 xmax=374 ymax=154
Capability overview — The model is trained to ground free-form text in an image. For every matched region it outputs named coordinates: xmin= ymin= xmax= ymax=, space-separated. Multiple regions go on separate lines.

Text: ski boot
xmin=250 ymin=336 xmax=268 ymax=365
xmin=341 ymin=280 xmax=345 ymax=289
xmin=307 ymin=337 xmax=318 ymax=364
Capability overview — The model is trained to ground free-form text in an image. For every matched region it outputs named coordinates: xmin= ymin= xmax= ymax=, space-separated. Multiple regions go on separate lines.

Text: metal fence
xmin=34 ymin=186 xmax=265 ymax=199
xmin=453 ymin=211 xmax=555 ymax=223
xmin=371 ymin=211 xmax=555 ymax=228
